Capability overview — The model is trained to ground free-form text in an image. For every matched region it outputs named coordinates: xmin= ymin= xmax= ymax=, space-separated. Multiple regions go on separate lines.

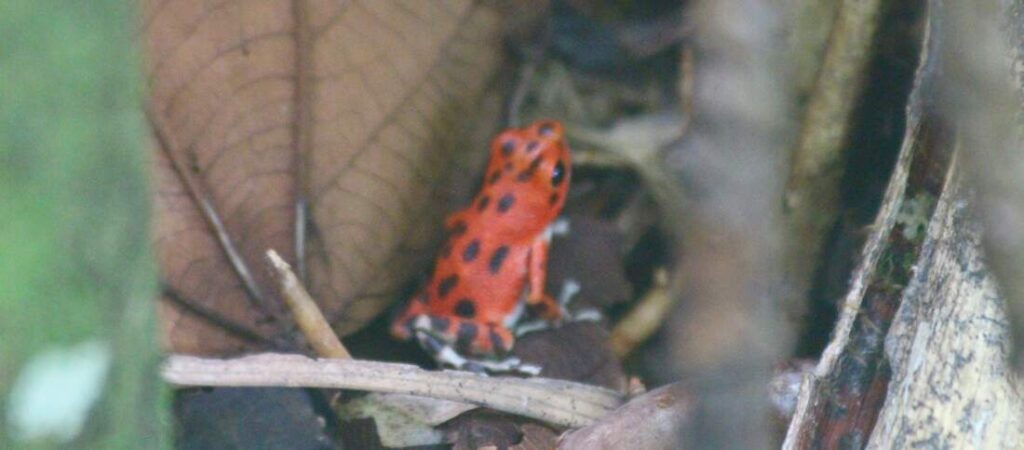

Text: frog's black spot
xmin=463 ymin=239 xmax=480 ymax=262
xmin=437 ymin=274 xmax=459 ymax=298
xmin=455 ymin=322 xmax=478 ymax=352
xmin=517 ymin=157 xmax=543 ymax=182
xmin=454 ymin=298 xmax=476 ymax=319
xmin=538 ymin=122 xmax=555 ymax=136
xmin=504 ymin=162 xmax=514 ymax=172
xmin=497 ymin=194 xmax=515 ymax=213
xmin=488 ymin=326 xmax=508 ymax=354
xmin=552 ymin=160 xmax=566 ymax=186
xmin=526 ymin=140 xmax=539 ymax=152
xmin=548 ymin=192 xmax=559 ymax=206
xmin=476 ymin=195 xmax=490 ymax=212
xmin=488 ymin=171 xmax=501 ymax=185
xmin=448 ymin=220 xmax=467 ymax=237
xmin=529 ymin=157 xmax=543 ymax=171
xmin=501 ymin=140 xmax=515 ymax=156
xmin=429 ymin=316 xmax=451 ymax=334
xmin=489 ymin=246 xmax=509 ymax=274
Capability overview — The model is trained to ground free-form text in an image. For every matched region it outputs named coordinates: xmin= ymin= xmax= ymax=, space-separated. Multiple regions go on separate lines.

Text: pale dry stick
xmin=265 ymin=249 xmax=350 ymax=359
xmin=783 ymin=0 xmax=887 ymax=321
xmin=609 ymin=269 xmax=671 ymax=357
xmin=163 ymin=353 xmax=623 ymax=428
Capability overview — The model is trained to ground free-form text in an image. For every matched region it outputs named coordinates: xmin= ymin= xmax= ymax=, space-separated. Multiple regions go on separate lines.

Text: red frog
xmin=390 ymin=120 xmax=577 ymax=374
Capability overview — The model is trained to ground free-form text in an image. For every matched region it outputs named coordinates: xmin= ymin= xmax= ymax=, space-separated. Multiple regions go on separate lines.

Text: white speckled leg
xmin=550 ymin=217 xmax=570 ymax=236
xmin=412 ymin=320 xmax=541 ymax=376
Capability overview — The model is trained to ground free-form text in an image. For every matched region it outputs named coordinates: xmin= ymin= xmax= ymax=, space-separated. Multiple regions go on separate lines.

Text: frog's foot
xmin=516 ymin=279 xmax=602 ymax=337
xmin=409 ymin=315 xmax=540 ymax=375
xmin=557 ymin=279 xmax=603 ymax=321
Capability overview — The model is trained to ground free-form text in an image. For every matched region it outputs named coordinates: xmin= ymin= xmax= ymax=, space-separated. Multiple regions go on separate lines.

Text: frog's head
xmin=479 ymin=120 xmax=571 ymax=235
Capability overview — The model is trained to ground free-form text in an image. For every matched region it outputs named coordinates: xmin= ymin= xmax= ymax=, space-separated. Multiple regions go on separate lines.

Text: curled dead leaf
xmin=144 ymin=0 xmax=515 ymax=354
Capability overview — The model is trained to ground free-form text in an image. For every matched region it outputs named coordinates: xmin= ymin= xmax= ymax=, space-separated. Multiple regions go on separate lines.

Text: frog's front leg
xmin=524 ymin=222 xmax=567 ymax=322
xmin=409 ymin=315 xmax=540 ymax=376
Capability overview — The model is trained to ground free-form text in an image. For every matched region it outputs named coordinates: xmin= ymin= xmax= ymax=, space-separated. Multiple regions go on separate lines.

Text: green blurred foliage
xmin=0 ymin=1 xmax=168 ymax=448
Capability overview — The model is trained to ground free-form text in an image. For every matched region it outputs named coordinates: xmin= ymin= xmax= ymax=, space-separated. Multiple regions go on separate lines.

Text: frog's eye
xmin=538 ymin=122 xmax=556 ymax=137
xmin=551 ymin=160 xmax=565 ymax=186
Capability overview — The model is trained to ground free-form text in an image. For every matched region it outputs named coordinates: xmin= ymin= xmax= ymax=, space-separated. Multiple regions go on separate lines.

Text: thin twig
xmin=291 ymin=0 xmax=313 ymax=281
xmin=162 ymin=353 xmax=623 ymax=428
xmin=160 ymin=283 xmax=272 ymax=346
xmin=146 ymin=107 xmax=274 ymax=318
xmin=266 ymin=249 xmax=350 ymax=359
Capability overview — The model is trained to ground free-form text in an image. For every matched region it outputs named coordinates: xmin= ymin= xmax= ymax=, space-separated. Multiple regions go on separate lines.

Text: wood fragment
xmin=609 ymin=269 xmax=674 ymax=357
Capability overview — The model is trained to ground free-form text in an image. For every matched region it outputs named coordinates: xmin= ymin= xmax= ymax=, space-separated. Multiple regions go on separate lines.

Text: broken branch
xmin=162 ymin=353 xmax=623 ymax=428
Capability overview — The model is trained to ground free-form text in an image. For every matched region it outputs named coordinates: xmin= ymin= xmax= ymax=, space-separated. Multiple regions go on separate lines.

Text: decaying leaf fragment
xmin=143 ymin=1 xmax=513 ymax=354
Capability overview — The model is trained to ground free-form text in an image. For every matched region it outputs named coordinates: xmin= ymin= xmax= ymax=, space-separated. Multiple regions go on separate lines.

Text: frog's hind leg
xmin=410 ymin=315 xmax=540 ymax=375
xmin=389 ymin=292 xmax=430 ymax=341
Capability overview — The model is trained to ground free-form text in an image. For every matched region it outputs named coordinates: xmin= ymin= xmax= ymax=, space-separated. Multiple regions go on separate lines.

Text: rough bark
xmin=864 ymin=0 xmax=1024 ymax=445
xmin=944 ymin=0 xmax=1024 ymax=370
xmin=786 ymin=0 xmax=1024 ymax=446
xmin=867 ymin=160 xmax=1024 ymax=448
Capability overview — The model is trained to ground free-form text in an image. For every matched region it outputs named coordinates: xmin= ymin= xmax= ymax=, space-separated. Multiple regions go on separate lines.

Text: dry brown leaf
xmin=144 ymin=0 xmax=515 ymax=354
